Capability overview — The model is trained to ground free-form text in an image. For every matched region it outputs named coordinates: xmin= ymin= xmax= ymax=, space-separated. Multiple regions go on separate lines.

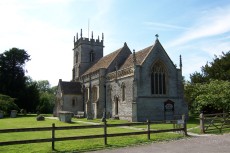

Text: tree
xmin=0 ymin=48 xmax=30 ymax=93
xmin=36 ymin=80 xmax=56 ymax=113
xmin=203 ymin=52 xmax=230 ymax=81
xmin=0 ymin=48 xmax=39 ymax=112
xmin=190 ymin=51 xmax=230 ymax=83
xmin=23 ymin=77 xmax=40 ymax=112
xmin=189 ymin=80 xmax=230 ymax=113
xmin=186 ymin=51 xmax=230 ymax=114
xmin=36 ymin=80 xmax=52 ymax=93
xmin=0 ymin=94 xmax=19 ymax=115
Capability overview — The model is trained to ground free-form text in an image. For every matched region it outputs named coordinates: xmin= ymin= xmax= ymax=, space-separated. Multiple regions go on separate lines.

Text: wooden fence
xmin=200 ymin=113 xmax=230 ymax=133
xmin=0 ymin=119 xmax=187 ymax=150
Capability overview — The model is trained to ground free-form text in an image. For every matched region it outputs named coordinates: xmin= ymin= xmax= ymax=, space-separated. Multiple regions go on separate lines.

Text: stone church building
xmin=54 ymin=30 xmax=188 ymax=122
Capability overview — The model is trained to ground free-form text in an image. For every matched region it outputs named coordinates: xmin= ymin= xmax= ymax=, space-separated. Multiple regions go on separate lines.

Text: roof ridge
xmin=82 ymin=45 xmax=126 ymax=76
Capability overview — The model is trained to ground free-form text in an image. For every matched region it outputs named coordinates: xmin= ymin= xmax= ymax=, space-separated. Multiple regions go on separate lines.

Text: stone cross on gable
xmin=155 ymin=34 xmax=159 ymax=39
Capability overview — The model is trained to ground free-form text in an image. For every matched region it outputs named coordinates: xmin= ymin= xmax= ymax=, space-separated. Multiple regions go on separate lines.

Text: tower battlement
xmin=73 ymin=29 xmax=104 ymax=48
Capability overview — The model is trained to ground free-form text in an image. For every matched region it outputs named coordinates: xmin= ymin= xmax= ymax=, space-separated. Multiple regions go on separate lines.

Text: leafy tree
xmin=190 ymin=51 xmax=230 ymax=83
xmin=37 ymin=92 xmax=54 ymax=113
xmin=36 ymin=80 xmax=52 ymax=93
xmin=190 ymin=80 xmax=230 ymax=113
xmin=0 ymin=94 xmax=19 ymax=115
xmin=203 ymin=52 xmax=230 ymax=81
xmin=0 ymin=48 xmax=30 ymax=93
xmin=23 ymin=77 xmax=40 ymax=112
xmin=190 ymin=72 xmax=206 ymax=84
xmin=186 ymin=51 xmax=230 ymax=114
xmin=0 ymin=48 xmax=40 ymax=112
xmin=36 ymin=80 xmax=56 ymax=113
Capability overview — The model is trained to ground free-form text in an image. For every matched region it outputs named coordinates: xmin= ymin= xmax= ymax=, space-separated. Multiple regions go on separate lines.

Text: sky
xmin=1 ymin=0 xmax=230 ymax=86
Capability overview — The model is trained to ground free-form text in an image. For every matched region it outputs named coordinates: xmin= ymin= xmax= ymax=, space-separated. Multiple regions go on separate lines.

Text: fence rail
xmin=200 ymin=113 xmax=230 ymax=133
xmin=0 ymin=118 xmax=187 ymax=150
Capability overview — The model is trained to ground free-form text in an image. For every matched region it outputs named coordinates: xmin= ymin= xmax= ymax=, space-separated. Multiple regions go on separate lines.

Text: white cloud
xmin=169 ymin=5 xmax=230 ymax=47
xmin=143 ymin=22 xmax=189 ymax=31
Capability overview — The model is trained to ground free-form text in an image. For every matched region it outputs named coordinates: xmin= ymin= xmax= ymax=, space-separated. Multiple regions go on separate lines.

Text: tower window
xmin=90 ymin=50 xmax=94 ymax=62
xmin=151 ymin=62 xmax=166 ymax=95
xmin=75 ymin=52 xmax=78 ymax=63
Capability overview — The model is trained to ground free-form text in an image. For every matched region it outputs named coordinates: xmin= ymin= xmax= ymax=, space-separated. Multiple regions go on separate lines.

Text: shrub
xmin=36 ymin=115 xmax=45 ymax=121
xmin=0 ymin=94 xmax=19 ymax=116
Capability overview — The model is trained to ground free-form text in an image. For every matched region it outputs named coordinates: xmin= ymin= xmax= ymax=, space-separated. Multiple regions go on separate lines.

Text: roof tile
xmin=60 ymin=81 xmax=82 ymax=94
xmin=120 ymin=45 xmax=153 ymax=69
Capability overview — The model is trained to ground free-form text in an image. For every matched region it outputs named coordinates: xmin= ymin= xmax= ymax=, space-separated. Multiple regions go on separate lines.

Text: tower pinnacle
xmin=179 ymin=55 xmax=182 ymax=70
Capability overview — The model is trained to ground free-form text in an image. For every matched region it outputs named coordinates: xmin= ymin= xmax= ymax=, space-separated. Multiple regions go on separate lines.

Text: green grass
xmin=0 ymin=115 xmax=185 ymax=153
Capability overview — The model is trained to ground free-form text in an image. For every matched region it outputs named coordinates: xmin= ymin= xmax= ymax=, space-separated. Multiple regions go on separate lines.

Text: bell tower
xmin=72 ymin=29 xmax=104 ymax=81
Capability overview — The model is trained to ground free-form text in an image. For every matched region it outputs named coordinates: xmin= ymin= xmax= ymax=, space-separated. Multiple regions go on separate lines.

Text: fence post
xmin=199 ymin=113 xmax=205 ymax=134
xmin=103 ymin=119 xmax=107 ymax=145
xmin=147 ymin=119 xmax=150 ymax=140
xmin=52 ymin=123 xmax=55 ymax=150
xmin=182 ymin=114 xmax=187 ymax=136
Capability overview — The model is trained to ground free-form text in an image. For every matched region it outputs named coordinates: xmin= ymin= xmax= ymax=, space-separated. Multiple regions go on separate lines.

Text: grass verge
xmin=0 ymin=115 xmax=185 ymax=153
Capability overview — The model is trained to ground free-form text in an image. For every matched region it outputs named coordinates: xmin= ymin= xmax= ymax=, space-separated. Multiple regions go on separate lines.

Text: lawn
xmin=0 ymin=114 xmax=186 ymax=153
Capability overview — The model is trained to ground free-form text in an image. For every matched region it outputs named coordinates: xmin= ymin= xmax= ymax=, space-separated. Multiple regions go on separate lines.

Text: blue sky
xmin=1 ymin=0 xmax=230 ymax=86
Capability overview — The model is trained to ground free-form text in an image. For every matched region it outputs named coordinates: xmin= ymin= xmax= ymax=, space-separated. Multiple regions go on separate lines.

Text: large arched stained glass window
xmin=151 ymin=62 xmax=166 ymax=95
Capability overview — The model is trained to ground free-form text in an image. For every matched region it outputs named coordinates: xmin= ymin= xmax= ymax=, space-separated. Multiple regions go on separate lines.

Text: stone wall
xmin=62 ymin=94 xmax=83 ymax=114
xmin=106 ymin=75 xmax=134 ymax=121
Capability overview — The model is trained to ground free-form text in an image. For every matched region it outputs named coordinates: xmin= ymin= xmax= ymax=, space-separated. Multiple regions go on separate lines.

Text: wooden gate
xmin=200 ymin=113 xmax=230 ymax=133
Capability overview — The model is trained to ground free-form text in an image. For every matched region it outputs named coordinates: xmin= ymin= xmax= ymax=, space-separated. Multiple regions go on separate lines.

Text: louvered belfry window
xmin=151 ymin=62 xmax=166 ymax=95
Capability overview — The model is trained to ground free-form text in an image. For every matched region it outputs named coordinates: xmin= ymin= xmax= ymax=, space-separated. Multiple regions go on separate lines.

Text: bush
xmin=36 ymin=115 xmax=45 ymax=121
xmin=0 ymin=94 xmax=19 ymax=116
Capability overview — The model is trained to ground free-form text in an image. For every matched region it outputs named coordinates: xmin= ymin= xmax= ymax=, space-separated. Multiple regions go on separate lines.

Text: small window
xmin=85 ymin=88 xmax=89 ymax=101
xmin=121 ymin=83 xmax=126 ymax=101
xmin=72 ymin=99 xmax=75 ymax=106
xmin=75 ymin=52 xmax=78 ymax=63
xmin=92 ymin=86 xmax=98 ymax=102
xmin=90 ymin=50 xmax=94 ymax=62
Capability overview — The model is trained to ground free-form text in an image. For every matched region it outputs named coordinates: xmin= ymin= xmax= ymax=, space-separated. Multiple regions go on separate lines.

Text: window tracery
xmin=151 ymin=62 xmax=166 ymax=95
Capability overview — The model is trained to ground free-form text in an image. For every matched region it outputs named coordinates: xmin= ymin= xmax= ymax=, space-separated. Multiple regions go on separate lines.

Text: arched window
xmin=92 ymin=86 xmax=98 ymax=102
xmin=151 ymin=62 xmax=166 ymax=95
xmin=90 ymin=50 xmax=94 ymax=62
xmin=85 ymin=88 xmax=89 ymax=101
xmin=75 ymin=52 xmax=78 ymax=63
xmin=121 ymin=83 xmax=126 ymax=101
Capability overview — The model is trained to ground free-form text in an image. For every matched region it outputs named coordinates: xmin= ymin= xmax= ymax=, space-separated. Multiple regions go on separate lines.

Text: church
xmin=54 ymin=29 xmax=188 ymax=122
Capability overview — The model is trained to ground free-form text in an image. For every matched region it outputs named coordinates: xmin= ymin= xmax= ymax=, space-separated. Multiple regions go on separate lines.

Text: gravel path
xmin=87 ymin=134 xmax=230 ymax=153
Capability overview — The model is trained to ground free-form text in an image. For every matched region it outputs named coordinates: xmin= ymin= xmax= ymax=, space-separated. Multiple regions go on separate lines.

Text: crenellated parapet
xmin=73 ymin=29 xmax=104 ymax=48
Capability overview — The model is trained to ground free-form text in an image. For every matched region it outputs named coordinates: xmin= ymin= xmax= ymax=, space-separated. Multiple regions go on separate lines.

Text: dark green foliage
xmin=36 ymin=80 xmax=56 ymax=114
xmin=186 ymin=51 xmax=230 ymax=114
xmin=36 ymin=115 xmax=45 ymax=121
xmin=190 ymin=51 xmax=230 ymax=83
xmin=0 ymin=94 xmax=19 ymax=115
xmin=0 ymin=48 xmax=30 ymax=94
xmin=202 ymin=51 xmax=230 ymax=81
xmin=36 ymin=92 xmax=54 ymax=113
xmin=186 ymin=80 xmax=230 ymax=113
xmin=0 ymin=48 xmax=40 ymax=112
